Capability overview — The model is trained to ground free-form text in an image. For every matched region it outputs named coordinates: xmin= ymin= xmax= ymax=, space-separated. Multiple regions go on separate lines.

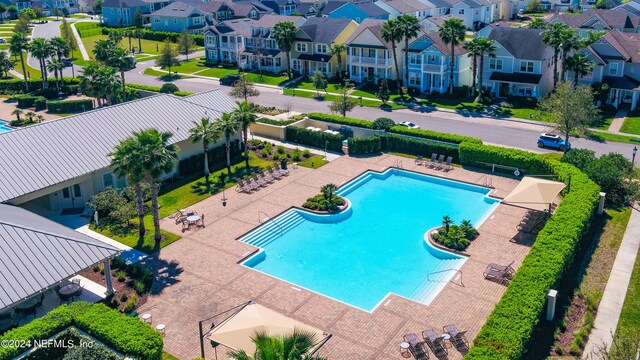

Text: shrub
xmin=372 ymin=117 xmax=396 ymax=131
xmin=389 ymin=125 xmax=482 ymax=145
xmin=261 ymin=149 xmax=270 ymax=157
xmin=285 ymin=126 xmax=343 ymax=152
xmin=561 ymin=148 xmax=596 ymax=170
xmin=133 ymin=280 xmax=146 ymax=294
xmin=307 ymin=112 xmax=373 ymax=129
xmin=276 ymin=145 xmax=286 ymax=154
xmin=381 ymin=134 xmax=459 ymax=161
xmin=431 ymin=219 xmax=478 ymax=251
xmin=583 ymin=153 xmax=635 ymax=206
xmin=302 ymin=149 xmax=310 ymax=157
xmin=126 ymin=83 xmax=162 ymax=92
xmin=34 ymin=97 xmax=46 ymax=111
xmin=292 ymin=148 xmax=302 ymax=161
xmin=177 ymin=139 xmax=241 ymax=177
xmin=302 ymin=194 xmax=345 ymax=212
xmin=0 ymin=78 xmax=80 ymax=95
xmin=458 ymin=141 xmax=553 ymax=175
xmin=120 ymin=293 xmax=128 ymax=302
xmin=348 ymin=136 xmax=381 ymax=154
xmin=115 ymin=270 xmax=127 ymax=282
xmin=123 ymin=294 xmax=138 ymax=313
xmin=16 ymin=95 xmax=46 ymax=109
xmin=257 ymin=118 xmax=297 ymax=126
xmin=46 ymin=99 xmax=94 ymax=113
xmin=172 ymin=90 xmax=193 ymax=97
xmin=160 ymin=83 xmax=179 ymax=94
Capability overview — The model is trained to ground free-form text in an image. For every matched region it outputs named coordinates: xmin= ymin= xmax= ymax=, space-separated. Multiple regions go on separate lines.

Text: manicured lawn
xmin=194 ymin=67 xmax=239 ymax=78
xmin=90 ymin=222 xmax=180 ymax=255
xmin=283 ymin=88 xmax=407 ymax=110
xmin=162 ymin=352 xmax=180 ymax=360
xmin=589 ymin=130 xmax=640 ymax=144
xmin=70 ymin=14 xmax=93 ymax=18
xmin=243 ymin=72 xmax=289 ymax=86
xmin=419 ymin=95 xmax=487 ymax=113
xmin=298 ymin=155 xmax=329 ymax=168
xmin=171 ymin=57 xmax=208 ymax=74
xmin=143 ymin=67 xmax=186 ymax=79
xmin=82 ymin=34 xmax=180 ymax=58
xmin=11 ymin=51 xmax=42 ymax=79
xmin=620 ymin=109 xmax=640 ymax=135
xmin=288 ymin=79 xmax=350 ymax=94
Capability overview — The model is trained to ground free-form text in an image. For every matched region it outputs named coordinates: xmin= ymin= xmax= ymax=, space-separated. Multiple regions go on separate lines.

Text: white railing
xmin=349 ymin=56 xmax=391 ymax=67
xmin=422 ymin=63 xmax=446 ymax=73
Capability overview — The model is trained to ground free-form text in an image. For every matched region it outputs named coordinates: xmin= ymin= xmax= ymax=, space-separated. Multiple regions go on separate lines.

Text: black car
xmin=61 ymin=58 xmax=73 ymax=67
xmin=220 ymin=74 xmax=241 ymax=86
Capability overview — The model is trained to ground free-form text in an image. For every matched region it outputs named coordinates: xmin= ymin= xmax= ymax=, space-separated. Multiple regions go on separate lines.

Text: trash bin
xmin=280 ymin=158 xmax=288 ymax=170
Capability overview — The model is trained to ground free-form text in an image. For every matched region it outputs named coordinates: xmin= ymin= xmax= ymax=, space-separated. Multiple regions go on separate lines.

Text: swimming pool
xmin=240 ymin=169 xmax=499 ymax=311
xmin=0 ymin=121 xmax=11 ymax=133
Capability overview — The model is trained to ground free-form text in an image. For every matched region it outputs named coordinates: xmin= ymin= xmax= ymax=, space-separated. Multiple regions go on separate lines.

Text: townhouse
xmin=549 ymin=8 xmax=640 ymax=37
xmin=578 ymin=30 xmax=640 ymax=110
xmin=404 ymin=31 xmax=471 ymax=93
xmin=260 ymin=0 xmax=301 ymax=15
xmin=203 ymin=18 xmax=255 ymax=64
xmin=292 ymin=17 xmax=359 ymax=78
xmin=375 ymin=0 xmax=433 ymax=20
xmin=321 ymin=0 xmax=389 ymax=23
xmin=241 ymin=15 xmax=306 ymax=72
xmin=477 ymin=25 xmax=554 ymax=98
xmin=345 ymin=18 xmax=400 ymax=83
xmin=149 ymin=1 xmax=209 ymax=33
xmin=102 ymin=0 xmax=153 ymax=27
xmin=446 ymin=0 xmax=502 ymax=30
xmin=615 ymin=0 xmax=640 ymax=16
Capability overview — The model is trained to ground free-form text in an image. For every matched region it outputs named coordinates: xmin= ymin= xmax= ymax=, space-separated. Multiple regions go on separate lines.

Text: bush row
xmin=307 ymin=112 xmax=374 ymax=129
xmin=347 ymin=134 xmax=460 ymax=160
xmin=347 ymin=136 xmax=381 ymax=154
xmin=46 ymin=99 xmax=94 ymax=113
xmin=388 ymin=125 xmax=482 ymax=145
xmin=0 ymin=302 xmax=163 ymax=360
xmin=101 ymin=27 xmax=205 ymax=46
xmin=0 ymin=78 xmax=81 ymax=95
xmin=178 ymin=139 xmax=241 ymax=177
xmin=16 ymin=95 xmax=46 ymax=110
xmin=462 ymin=145 xmax=600 ymax=360
xmin=284 ymin=126 xmax=343 ymax=152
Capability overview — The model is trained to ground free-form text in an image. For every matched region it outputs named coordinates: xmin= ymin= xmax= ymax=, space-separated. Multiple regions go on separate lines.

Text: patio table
xmin=15 ymin=297 xmax=39 ymax=310
xmin=58 ymin=283 xmax=81 ymax=296
xmin=0 ymin=318 xmax=13 ymax=332
xmin=187 ymin=215 xmax=200 ymax=224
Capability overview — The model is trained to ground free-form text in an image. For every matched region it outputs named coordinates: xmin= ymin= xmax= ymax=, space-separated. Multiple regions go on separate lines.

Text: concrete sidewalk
xmin=583 ymin=204 xmax=640 ymax=357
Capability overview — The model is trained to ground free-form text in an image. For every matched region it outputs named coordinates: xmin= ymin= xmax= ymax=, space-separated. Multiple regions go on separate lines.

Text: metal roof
xmin=0 ymin=204 xmax=120 ymax=310
xmin=0 ymin=90 xmax=237 ymax=203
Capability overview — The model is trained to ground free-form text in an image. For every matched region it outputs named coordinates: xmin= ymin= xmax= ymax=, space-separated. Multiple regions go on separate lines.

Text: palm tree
xmin=11 ymin=108 xmax=22 ymax=122
xmin=110 ymin=136 xmax=147 ymax=238
xmin=438 ymin=18 xmax=466 ymax=95
xmin=379 ymin=18 xmax=402 ymax=89
xmin=124 ymin=29 xmax=133 ymax=52
xmin=134 ymin=28 xmax=144 ymax=53
xmin=25 ymin=111 xmax=35 ymax=123
xmin=46 ymin=59 xmax=65 ymax=93
xmin=463 ymin=39 xmax=481 ymax=96
xmin=93 ymin=39 xmax=116 ymax=63
xmin=134 ymin=129 xmax=179 ymax=243
xmin=108 ymin=30 xmax=123 ymax=45
xmin=35 ymin=114 xmax=44 ymax=123
xmin=189 ymin=116 xmax=221 ymax=188
xmin=50 ymin=36 xmax=70 ymax=61
xmin=542 ymin=22 xmax=569 ymax=88
xmin=475 ymin=37 xmax=496 ymax=96
xmin=271 ymin=21 xmax=297 ymax=79
xmin=228 ymin=329 xmax=327 ymax=360
xmin=397 ymin=14 xmax=421 ymax=90
xmin=321 ymin=183 xmax=338 ymax=200
xmin=442 ymin=215 xmax=453 ymax=233
xmin=328 ymin=43 xmax=346 ymax=79
xmin=566 ymin=53 xmax=594 ymax=86
xmin=560 ymin=28 xmax=578 ymax=81
xmin=0 ymin=51 xmax=13 ymax=78
xmin=580 ymin=30 xmax=605 ymax=48
xmin=232 ymin=101 xmax=257 ymax=170
xmin=528 ymin=18 xmax=547 ymax=29
xmin=216 ymin=112 xmax=241 ymax=173
xmin=109 ymin=47 xmax=131 ymax=92
xmin=30 ymin=38 xmax=53 ymax=88
xmin=9 ymin=33 xmax=29 ymax=92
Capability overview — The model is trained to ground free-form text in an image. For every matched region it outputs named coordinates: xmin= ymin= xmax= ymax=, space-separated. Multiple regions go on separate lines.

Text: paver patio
xmin=139 ymin=153 xmax=537 ymax=360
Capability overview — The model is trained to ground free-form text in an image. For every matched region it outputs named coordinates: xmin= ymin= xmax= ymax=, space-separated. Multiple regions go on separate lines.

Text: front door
xmin=303 ymin=60 xmax=310 ymax=75
xmin=59 ymin=184 xmax=84 ymax=210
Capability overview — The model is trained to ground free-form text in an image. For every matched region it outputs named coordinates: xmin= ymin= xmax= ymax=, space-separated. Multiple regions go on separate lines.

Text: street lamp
xmin=221 ymin=188 xmax=228 ymax=207
xmin=633 ymin=146 xmax=638 ymax=166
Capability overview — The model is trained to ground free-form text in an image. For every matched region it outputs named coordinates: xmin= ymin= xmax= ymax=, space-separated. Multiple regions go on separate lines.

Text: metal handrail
xmin=427 ymin=268 xmax=463 ymax=286
xmin=258 ymin=211 xmax=283 ymax=235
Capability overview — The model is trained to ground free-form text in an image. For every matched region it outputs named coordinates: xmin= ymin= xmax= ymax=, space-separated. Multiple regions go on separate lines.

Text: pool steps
xmin=240 ymin=210 xmax=306 ymax=248
xmin=410 ymin=257 xmax=467 ymax=301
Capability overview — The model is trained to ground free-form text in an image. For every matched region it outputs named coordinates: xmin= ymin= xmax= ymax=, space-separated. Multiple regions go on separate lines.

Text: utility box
xmin=547 ymin=289 xmax=558 ymax=321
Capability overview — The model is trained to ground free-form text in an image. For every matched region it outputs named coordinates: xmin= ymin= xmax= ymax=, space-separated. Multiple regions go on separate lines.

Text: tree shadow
xmin=142 ymin=253 xmax=184 ymax=296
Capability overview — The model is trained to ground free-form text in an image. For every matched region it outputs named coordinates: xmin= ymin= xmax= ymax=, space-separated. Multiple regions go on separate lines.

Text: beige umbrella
xmin=502 ymin=176 xmax=566 ymax=212
xmin=208 ymin=303 xmax=328 ymax=354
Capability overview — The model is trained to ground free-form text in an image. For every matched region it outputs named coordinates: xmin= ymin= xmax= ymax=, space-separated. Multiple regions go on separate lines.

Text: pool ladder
xmin=427 ymin=268 xmax=464 ymax=287
xmin=482 ymin=176 xmax=494 ymax=189
xmin=258 ymin=211 xmax=284 ymax=235
xmin=392 ymin=160 xmax=404 ymax=171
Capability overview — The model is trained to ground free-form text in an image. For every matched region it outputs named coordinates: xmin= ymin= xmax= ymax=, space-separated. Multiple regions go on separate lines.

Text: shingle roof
xmin=344 ymin=18 xmax=390 ymax=47
xmin=425 ymin=0 xmax=451 ymax=8
xmin=217 ymin=18 xmax=256 ymax=35
xmin=254 ymin=14 xmax=303 ymax=28
xmin=228 ymin=1 xmax=271 ymax=16
xmin=298 ymin=17 xmax=353 ymax=43
xmin=151 ymin=1 xmax=201 ymax=17
xmin=103 ymin=0 xmax=147 ymax=8
xmin=593 ymin=29 xmax=640 ymax=62
xmin=354 ymin=2 xmax=389 ymax=16
xmin=487 ymin=25 xmax=548 ymax=61
xmin=425 ymin=32 xmax=469 ymax=56
xmin=0 ymin=204 xmax=120 ymax=310
xmin=380 ymin=0 xmax=432 ymax=12
xmin=550 ymin=8 xmax=639 ymax=30
xmin=321 ymin=0 xmax=347 ymax=14
xmin=0 ymin=90 xmax=237 ymax=203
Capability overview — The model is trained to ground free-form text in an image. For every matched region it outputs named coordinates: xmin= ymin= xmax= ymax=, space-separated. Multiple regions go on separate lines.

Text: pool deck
xmin=140 ymin=154 xmax=536 ymax=360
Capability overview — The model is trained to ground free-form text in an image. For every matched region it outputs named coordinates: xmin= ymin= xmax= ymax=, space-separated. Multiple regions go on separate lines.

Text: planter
xmin=425 ymin=226 xmax=470 ymax=256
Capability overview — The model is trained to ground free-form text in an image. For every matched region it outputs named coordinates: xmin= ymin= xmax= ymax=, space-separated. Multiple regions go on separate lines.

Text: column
xmin=375 ymin=49 xmax=378 ymax=67
xmin=632 ymin=91 xmax=639 ymax=110
xmin=104 ymin=259 xmax=114 ymax=296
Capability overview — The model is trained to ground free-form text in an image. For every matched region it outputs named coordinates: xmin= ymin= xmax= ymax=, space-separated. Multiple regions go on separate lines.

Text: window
xmin=296 ymin=42 xmax=307 ymax=52
xmin=73 ymin=184 xmax=81 ymax=198
xmin=62 ymin=187 xmax=70 ymax=198
xmin=427 ymin=54 xmax=439 ymax=64
xmin=458 ymin=8 xmax=464 ymax=14
xmin=409 ymin=72 xmax=421 ymax=85
xmin=276 ymin=57 xmax=281 ymax=67
xmin=489 ymin=58 xmax=503 ymax=70
xmin=205 ymin=35 xmax=215 ymax=45
xmin=517 ymin=85 xmax=534 ymax=96
xmin=609 ymin=62 xmax=619 ymax=75
xmin=102 ymin=173 xmax=114 ymax=188
xmin=292 ymin=59 xmax=300 ymax=70
xmin=173 ymin=18 xmax=177 ymax=24
xmin=409 ymin=54 xmax=422 ymax=65
xmin=316 ymin=44 xmax=328 ymax=54
xmin=519 ymin=60 xmax=534 ymax=73
xmin=208 ymin=49 xmax=217 ymax=59
xmin=154 ymin=18 xmax=159 ymax=23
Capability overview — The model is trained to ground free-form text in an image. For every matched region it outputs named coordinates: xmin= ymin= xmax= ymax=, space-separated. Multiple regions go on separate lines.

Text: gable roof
xmin=211 ymin=18 xmax=257 ymax=35
xmin=253 ymin=14 xmax=304 ymax=28
xmin=353 ymin=2 xmax=388 ymax=16
xmin=0 ymin=90 xmax=237 ymax=203
xmin=321 ymin=0 xmax=347 ymax=14
xmin=591 ymin=29 xmax=640 ymax=62
xmin=408 ymin=31 xmax=468 ymax=55
xmin=151 ymin=1 xmax=202 ymax=17
xmin=344 ymin=18 xmax=389 ymax=47
xmin=228 ymin=1 xmax=271 ymax=16
xmin=0 ymin=204 xmax=120 ymax=310
xmin=103 ymin=0 xmax=148 ymax=8
xmin=298 ymin=17 xmax=354 ymax=43
xmin=487 ymin=25 xmax=548 ymax=61
xmin=550 ymin=8 xmax=639 ymax=30
xmin=378 ymin=0 xmax=431 ymax=12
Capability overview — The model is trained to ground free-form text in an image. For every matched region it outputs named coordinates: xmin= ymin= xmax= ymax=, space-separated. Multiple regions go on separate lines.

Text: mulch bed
xmin=80 ymin=267 xmax=148 ymax=312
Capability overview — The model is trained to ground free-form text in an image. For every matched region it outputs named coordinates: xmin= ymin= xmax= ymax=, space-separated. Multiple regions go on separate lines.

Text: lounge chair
xmin=274 ymin=163 xmax=290 ymax=175
xmin=443 ymin=156 xmax=453 ymax=171
xmin=434 ymin=155 xmax=445 ymax=170
xmin=235 ymin=179 xmax=255 ymax=193
xmin=426 ymin=153 xmax=438 ymax=167
xmin=404 ymin=333 xmax=429 ymax=359
xmin=252 ymin=173 xmax=268 ymax=187
xmin=415 ymin=156 xmax=424 ymax=165
xmin=267 ymin=166 xmax=283 ymax=179
xmin=259 ymin=169 xmax=275 ymax=182
xmin=245 ymin=177 xmax=262 ymax=189
xmin=443 ymin=324 xmax=469 ymax=349
xmin=422 ymin=328 xmax=448 ymax=357
xmin=488 ymin=260 xmax=515 ymax=275
xmin=483 ymin=266 xmax=511 ymax=285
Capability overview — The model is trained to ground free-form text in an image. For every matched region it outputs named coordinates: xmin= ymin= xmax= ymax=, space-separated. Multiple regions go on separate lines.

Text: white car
xmin=398 ymin=121 xmax=420 ymax=129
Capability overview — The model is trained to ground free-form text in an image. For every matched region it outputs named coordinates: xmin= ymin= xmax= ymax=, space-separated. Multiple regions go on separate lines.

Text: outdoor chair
xmin=72 ymin=278 xmax=81 ymax=285
xmin=245 ymin=177 xmax=261 ymax=189
xmin=443 ymin=324 xmax=469 ymax=349
xmin=259 ymin=170 xmax=275 ymax=183
xmin=181 ymin=220 xmax=190 ymax=232
xmin=483 ymin=266 xmax=511 ymax=285
xmin=274 ymin=163 xmax=290 ymax=175
xmin=404 ymin=333 xmax=429 ymax=359
xmin=422 ymin=328 xmax=448 ymax=357
xmin=426 ymin=153 xmax=438 ymax=168
xmin=267 ymin=166 xmax=283 ymax=179
xmin=488 ymin=260 xmax=515 ymax=276
xmin=252 ymin=173 xmax=268 ymax=187
xmin=197 ymin=214 xmax=205 ymax=228
xmin=444 ymin=156 xmax=453 ymax=171
xmin=415 ymin=156 xmax=424 ymax=165
xmin=434 ymin=155 xmax=445 ymax=170
xmin=236 ymin=179 xmax=256 ymax=193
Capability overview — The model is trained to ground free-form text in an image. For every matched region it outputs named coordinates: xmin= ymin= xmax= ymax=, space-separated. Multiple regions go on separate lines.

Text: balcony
xmin=422 ymin=63 xmax=447 ymax=73
xmin=349 ymin=55 xmax=391 ymax=67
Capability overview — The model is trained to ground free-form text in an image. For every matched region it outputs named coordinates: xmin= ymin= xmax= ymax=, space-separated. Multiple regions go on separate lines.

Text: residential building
xmin=77 ymin=0 xmax=97 ymax=13
xmin=11 ymin=0 xmax=33 ymax=11
xmin=292 ymin=17 xmax=358 ymax=77
xmin=614 ymin=0 xmax=640 ymax=16
xmin=477 ymin=25 xmax=554 ymax=98
xmin=446 ymin=0 xmax=502 ymax=30
xmin=203 ymin=18 xmax=255 ymax=64
xmin=539 ymin=0 xmax=580 ymax=12
xmin=102 ymin=0 xmax=153 ymax=27
xmin=345 ymin=18 xmax=400 ymax=83
xmin=227 ymin=0 xmax=272 ymax=20
xmin=548 ymin=8 xmax=640 ymax=36
xmin=580 ymin=0 xmax=620 ymax=10
xmin=260 ymin=0 xmax=300 ymax=15
xmin=321 ymin=0 xmax=389 ymax=23
xmin=404 ymin=31 xmax=471 ymax=93
xmin=144 ymin=0 xmax=172 ymax=11
xmin=579 ymin=30 xmax=640 ymax=109
xmin=149 ymin=2 xmax=209 ymax=33
xmin=0 ymin=90 xmax=238 ymax=214
xmin=374 ymin=0 xmax=433 ymax=20
xmin=422 ymin=14 xmax=456 ymax=33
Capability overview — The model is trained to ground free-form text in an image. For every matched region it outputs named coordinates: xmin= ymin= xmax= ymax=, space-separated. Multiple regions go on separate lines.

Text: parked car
xmin=537 ymin=133 xmax=571 ymax=151
xmin=398 ymin=121 xmax=420 ymax=129
xmin=61 ymin=58 xmax=73 ymax=67
xmin=220 ymin=74 xmax=241 ymax=86
xmin=0 ymin=39 xmax=6 ymax=44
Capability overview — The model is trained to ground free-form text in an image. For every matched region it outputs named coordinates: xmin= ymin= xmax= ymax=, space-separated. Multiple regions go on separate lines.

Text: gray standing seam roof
xmin=0 ymin=204 xmax=120 ymax=310
xmin=0 ymin=90 xmax=238 ymax=203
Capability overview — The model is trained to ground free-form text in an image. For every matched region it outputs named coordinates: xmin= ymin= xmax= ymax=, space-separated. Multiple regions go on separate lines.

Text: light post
xmin=221 ymin=188 xmax=228 ymax=207
xmin=633 ymin=146 xmax=638 ymax=167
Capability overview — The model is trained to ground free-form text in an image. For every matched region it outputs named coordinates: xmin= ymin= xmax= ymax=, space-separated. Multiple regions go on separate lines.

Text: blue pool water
xmin=240 ymin=170 xmax=499 ymax=311
xmin=0 ymin=121 xmax=11 ymax=133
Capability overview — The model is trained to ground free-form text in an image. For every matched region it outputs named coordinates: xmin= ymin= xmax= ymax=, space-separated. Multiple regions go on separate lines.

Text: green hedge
xmin=178 ymin=139 xmax=241 ymax=177
xmin=0 ymin=78 xmax=81 ymax=95
xmin=348 ymin=136 xmax=381 ymax=154
xmin=389 ymin=125 xmax=482 ymax=145
xmin=172 ymin=90 xmax=193 ymax=97
xmin=47 ymin=99 xmax=94 ymax=113
xmin=126 ymin=83 xmax=162 ymax=92
xmin=16 ymin=95 xmax=46 ymax=109
xmin=307 ymin=112 xmax=374 ymax=129
xmin=382 ymin=134 xmax=459 ymax=161
xmin=101 ymin=27 xmax=204 ymax=46
xmin=285 ymin=126 xmax=343 ymax=152
xmin=0 ymin=302 xmax=163 ymax=360
xmin=462 ymin=144 xmax=600 ymax=360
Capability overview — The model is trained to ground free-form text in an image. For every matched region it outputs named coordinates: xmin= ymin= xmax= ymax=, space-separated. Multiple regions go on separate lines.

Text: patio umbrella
xmin=502 ymin=176 xmax=566 ymax=212
xmin=207 ymin=303 xmax=327 ymax=354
